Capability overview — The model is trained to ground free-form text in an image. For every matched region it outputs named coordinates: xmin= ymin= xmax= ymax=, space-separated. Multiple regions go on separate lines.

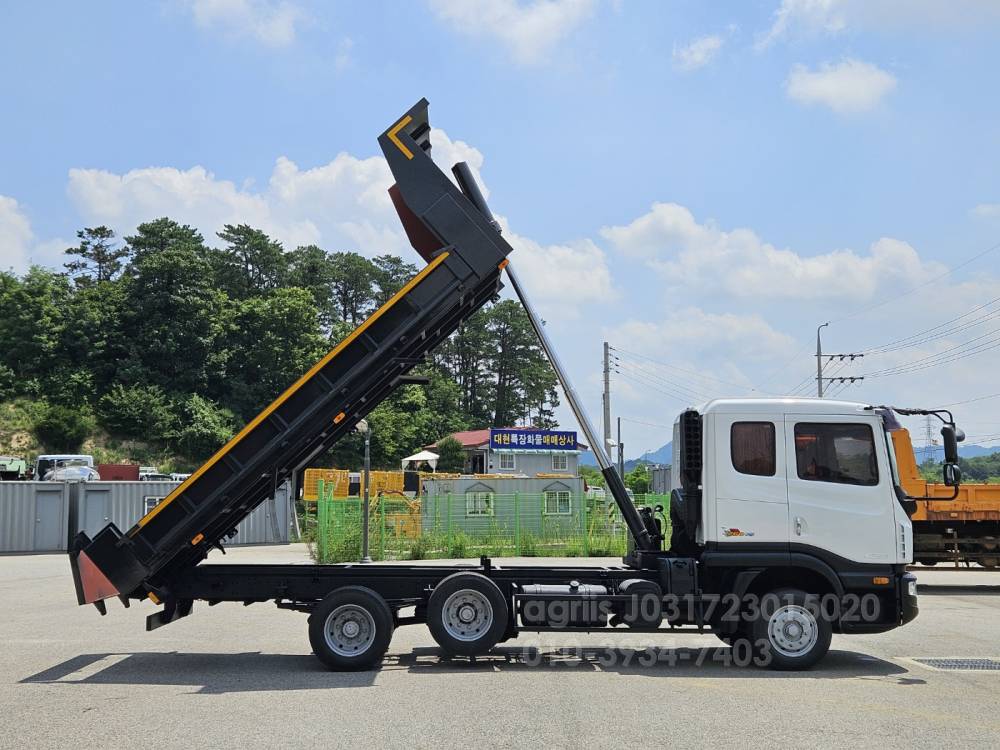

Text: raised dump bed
xmin=70 ymin=98 xmax=516 ymax=608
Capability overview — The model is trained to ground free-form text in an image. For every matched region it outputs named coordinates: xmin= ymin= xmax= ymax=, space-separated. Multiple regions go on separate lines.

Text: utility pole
xmin=617 ymin=416 xmax=624 ymax=478
xmin=603 ymin=341 xmax=612 ymax=456
xmin=816 ymin=322 xmax=829 ymax=397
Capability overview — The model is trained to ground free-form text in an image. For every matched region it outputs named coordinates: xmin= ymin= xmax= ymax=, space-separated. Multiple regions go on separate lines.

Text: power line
xmin=618 ymin=416 xmax=676 ymax=430
xmin=610 ymin=346 xmax=774 ymax=395
xmin=938 ymin=391 xmax=1000 ymax=408
xmin=829 ymin=238 xmax=1000 ymax=325
xmin=785 ymin=371 xmax=818 ymax=396
xmin=614 ymin=365 xmax=698 ymax=403
xmin=759 ymin=346 xmax=814 ymax=391
xmin=613 ymin=358 xmax=713 ymax=401
xmin=613 ymin=368 xmax=697 ymax=405
xmin=860 ymin=297 xmax=1000 ymax=355
xmin=863 ymin=328 xmax=1000 ymax=378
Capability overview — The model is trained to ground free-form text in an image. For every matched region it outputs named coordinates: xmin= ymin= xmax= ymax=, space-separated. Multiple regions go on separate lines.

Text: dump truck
xmin=891 ymin=429 xmax=999 ymax=568
xmin=69 ymin=99 xmax=963 ymax=671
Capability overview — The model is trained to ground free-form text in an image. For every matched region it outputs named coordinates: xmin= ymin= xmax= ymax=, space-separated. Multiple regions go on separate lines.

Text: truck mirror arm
xmin=871 ymin=405 xmax=962 ymax=501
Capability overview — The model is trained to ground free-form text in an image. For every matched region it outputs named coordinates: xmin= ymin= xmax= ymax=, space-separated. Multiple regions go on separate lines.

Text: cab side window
xmin=731 ymin=422 xmax=776 ymax=476
xmin=794 ymin=423 xmax=878 ymax=486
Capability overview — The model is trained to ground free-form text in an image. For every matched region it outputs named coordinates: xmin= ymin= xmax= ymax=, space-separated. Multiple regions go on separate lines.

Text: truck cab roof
xmin=697 ymin=397 xmax=873 ymax=417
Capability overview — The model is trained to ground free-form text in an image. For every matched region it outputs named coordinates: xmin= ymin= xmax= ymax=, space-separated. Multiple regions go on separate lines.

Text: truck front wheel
xmin=309 ymin=586 xmax=395 ymax=671
xmin=751 ymin=588 xmax=832 ymax=670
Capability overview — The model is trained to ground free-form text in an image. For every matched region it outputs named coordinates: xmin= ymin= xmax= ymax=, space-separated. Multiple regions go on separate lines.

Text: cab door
xmin=784 ymin=415 xmax=897 ymax=563
xmin=711 ymin=414 xmax=788 ymax=545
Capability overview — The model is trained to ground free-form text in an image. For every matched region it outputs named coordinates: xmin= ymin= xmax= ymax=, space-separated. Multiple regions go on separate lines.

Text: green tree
xmin=485 ymin=300 xmax=559 ymax=428
xmin=329 ymin=251 xmax=376 ymax=326
xmin=168 ymin=394 xmax=237 ymax=460
xmin=579 ymin=464 xmax=606 ymax=488
xmin=124 ymin=217 xmax=208 ymax=268
xmin=433 ymin=309 xmax=493 ymax=425
xmin=435 ymin=436 xmax=466 ymax=473
xmin=33 ymin=402 xmax=93 ymax=452
xmin=223 ymin=288 xmax=327 ymax=418
xmin=59 ymin=279 xmax=128 ymax=395
xmin=287 ymin=244 xmax=339 ymax=328
xmin=371 ymin=254 xmax=418 ymax=306
xmin=64 ymin=226 xmax=128 ymax=284
xmin=212 ymin=224 xmax=287 ymax=299
xmin=116 ymin=221 xmax=225 ymax=394
xmin=0 ymin=267 xmax=71 ymax=385
xmin=625 ymin=463 xmax=650 ymax=495
xmin=98 ymin=383 xmax=174 ymax=437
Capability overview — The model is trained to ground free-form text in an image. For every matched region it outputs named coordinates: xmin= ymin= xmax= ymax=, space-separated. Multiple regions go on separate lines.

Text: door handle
xmin=794 ymin=516 xmax=803 ymax=536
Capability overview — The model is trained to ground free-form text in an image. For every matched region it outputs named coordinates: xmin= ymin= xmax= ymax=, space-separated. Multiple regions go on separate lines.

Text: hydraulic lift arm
xmin=449 ymin=162 xmax=660 ymax=553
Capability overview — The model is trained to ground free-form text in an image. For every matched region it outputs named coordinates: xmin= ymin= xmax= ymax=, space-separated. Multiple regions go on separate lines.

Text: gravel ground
xmin=2 ymin=544 xmax=998 ymax=749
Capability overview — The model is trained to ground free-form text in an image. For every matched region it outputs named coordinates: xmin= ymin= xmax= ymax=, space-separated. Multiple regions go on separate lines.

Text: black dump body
xmin=70 ymin=99 xmax=518 ymax=608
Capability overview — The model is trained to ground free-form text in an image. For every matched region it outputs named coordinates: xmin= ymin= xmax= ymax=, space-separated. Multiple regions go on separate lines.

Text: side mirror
xmin=941 ymin=425 xmax=960 ymax=464
xmin=943 ymin=462 xmax=962 ymax=488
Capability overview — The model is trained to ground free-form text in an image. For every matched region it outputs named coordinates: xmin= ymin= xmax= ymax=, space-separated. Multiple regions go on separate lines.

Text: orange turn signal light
xmin=873 ymin=576 xmax=890 ymax=585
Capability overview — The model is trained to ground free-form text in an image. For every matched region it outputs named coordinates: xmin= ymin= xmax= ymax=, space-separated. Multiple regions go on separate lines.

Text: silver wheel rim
xmin=767 ymin=604 xmax=818 ymax=658
xmin=324 ymin=604 xmax=377 ymax=657
xmin=441 ymin=588 xmax=493 ymax=642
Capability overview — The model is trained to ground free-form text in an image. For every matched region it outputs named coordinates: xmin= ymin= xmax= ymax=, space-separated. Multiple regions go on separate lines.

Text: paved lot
xmin=2 ymin=545 xmax=998 ymax=749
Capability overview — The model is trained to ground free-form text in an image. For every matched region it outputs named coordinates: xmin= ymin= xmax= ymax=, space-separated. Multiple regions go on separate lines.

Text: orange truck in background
xmin=892 ymin=429 xmax=1000 ymax=568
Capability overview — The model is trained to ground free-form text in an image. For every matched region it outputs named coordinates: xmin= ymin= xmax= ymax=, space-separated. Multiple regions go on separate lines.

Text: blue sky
xmin=2 ymin=1 xmax=1000 ymax=456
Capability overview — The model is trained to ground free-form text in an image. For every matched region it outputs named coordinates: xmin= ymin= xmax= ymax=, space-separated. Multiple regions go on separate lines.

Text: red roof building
xmin=428 ymin=428 xmax=587 ymax=475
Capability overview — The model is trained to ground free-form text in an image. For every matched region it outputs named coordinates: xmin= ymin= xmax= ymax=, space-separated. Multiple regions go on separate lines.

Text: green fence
xmin=311 ymin=482 xmax=671 ymax=563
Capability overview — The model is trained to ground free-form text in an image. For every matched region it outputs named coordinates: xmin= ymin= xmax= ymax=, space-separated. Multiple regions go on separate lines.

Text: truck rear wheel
xmin=751 ymin=588 xmax=831 ymax=670
xmin=309 ymin=586 xmax=394 ymax=671
xmin=428 ymin=572 xmax=508 ymax=656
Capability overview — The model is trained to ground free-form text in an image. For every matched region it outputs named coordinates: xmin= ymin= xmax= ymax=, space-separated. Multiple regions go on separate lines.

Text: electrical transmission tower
xmin=923 ymin=415 xmax=937 ymax=464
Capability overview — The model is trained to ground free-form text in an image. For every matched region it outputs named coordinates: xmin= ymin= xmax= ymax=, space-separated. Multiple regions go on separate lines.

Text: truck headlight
xmin=907 ymin=579 xmax=917 ymax=597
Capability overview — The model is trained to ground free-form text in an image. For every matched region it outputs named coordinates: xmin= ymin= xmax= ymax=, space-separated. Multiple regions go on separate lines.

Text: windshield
xmin=883 ymin=425 xmax=902 ymax=489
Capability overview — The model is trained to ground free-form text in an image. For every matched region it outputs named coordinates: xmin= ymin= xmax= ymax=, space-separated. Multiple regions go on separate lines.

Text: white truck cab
xmin=685 ymin=398 xmax=910 ymax=565
xmin=659 ymin=398 xmax=926 ymax=667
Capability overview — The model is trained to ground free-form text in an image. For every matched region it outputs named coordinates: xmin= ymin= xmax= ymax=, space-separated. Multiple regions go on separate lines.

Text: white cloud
xmin=600 ymin=202 xmax=944 ymax=302
xmin=63 ymin=128 xmax=614 ymax=320
xmin=183 ymin=0 xmax=305 ymax=47
xmin=785 ymin=58 xmax=896 ymax=114
xmin=610 ymin=308 xmax=795 ymax=364
xmin=756 ymin=0 xmax=847 ymax=49
xmin=600 ymin=308 xmax=797 ymax=414
xmin=672 ymin=35 xmax=724 ymax=71
xmin=0 ymin=196 xmax=70 ymax=272
xmin=757 ymin=0 xmax=1000 ymax=49
xmin=65 ymin=127 xmax=500 ymax=258
xmin=502 ymin=225 xmax=618 ymax=320
xmin=972 ymin=203 xmax=1000 ymax=219
xmin=0 ymin=196 xmax=34 ymax=272
xmin=427 ymin=0 xmax=597 ymax=65
xmin=334 ymin=37 xmax=354 ymax=73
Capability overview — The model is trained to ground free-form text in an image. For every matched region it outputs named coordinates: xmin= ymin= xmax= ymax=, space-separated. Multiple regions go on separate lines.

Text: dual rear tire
xmin=309 ymin=586 xmax=395 ymax=671
xmin=309 ymin=573 xmax=510 ymax=671
xmin=427 ymin=572 xmax=509 ymax=656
